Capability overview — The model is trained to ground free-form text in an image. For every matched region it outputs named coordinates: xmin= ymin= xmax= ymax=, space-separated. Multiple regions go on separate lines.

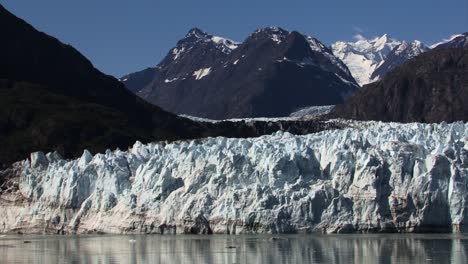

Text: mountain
xmin=331 ymin=34 xmax=428 ymax=86
xmin=122 ymin=27 xmax=358 ymax=119
xmin=370 ymin=40 xmax=429 ymax=81
xmin=121 ymin=28 xmax=240 ymax=95
xmin=0 ymin=5 xmax=348 ymax=168
xmin=0 ymin=4 xmax=213 ymax=168
xmin=330 ymin=47 xmax=468 ymax=123
xmin=431 ymin=33 xmax=468 ymax=49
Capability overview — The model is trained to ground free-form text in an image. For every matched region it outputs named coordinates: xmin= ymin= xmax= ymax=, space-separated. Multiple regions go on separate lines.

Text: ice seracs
xmin=1 ymin=121 xmax=467 ymax=234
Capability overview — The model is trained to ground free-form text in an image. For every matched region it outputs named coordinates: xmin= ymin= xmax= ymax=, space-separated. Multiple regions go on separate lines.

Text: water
xmin=0 ymin=234 xmax=467 ymax=264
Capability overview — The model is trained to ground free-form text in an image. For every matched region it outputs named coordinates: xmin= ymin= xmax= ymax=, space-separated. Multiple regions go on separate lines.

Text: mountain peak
xmin=371 ymin=34 xmax=400 ymax=52
xmin=249 ymin=26 xmax=290 ymax=44
xmin=174 ymin=28 xmax=239 ymax=58
xmin=254 ymin=26 xmax=288 ymax=33
xmin=123 ymin=27 xmax=358 ymax=119
xmin=185 ymin=27 xmax=209 ymax=39
xmin=387 ymin=39 xmax=428 ymax=59
xmin=330 ymin=34 xmax=432 ymax=86
xmin=250 ymin=26 xmax=289 ymax=37
xmin=376 ymin=33 xmax=388 ymax=40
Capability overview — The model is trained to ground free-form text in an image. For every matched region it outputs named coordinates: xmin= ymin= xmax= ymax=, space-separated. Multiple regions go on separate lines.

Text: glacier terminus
xmin=1 ymin=120 xmax=467 ymax=234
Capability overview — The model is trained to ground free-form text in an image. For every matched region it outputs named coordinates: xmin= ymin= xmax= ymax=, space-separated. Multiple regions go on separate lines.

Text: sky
xmin=2 ymin=0 xmax=467 ymax=77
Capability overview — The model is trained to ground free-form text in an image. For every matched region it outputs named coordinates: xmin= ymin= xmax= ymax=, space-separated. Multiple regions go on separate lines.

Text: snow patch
xmin=164 ymin=78 xmax=179 ymax=83
xmin=193 ymin=68 xmax=212 ymax=80
xmin=211 ymin=36 xmax=240 ymax=50
xmin=172 ymin=47 xmax=185 ymax=60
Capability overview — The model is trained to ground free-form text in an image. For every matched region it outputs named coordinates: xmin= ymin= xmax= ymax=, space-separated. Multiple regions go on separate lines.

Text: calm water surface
xmin=0 ymin=234 xmax=467 ymax=264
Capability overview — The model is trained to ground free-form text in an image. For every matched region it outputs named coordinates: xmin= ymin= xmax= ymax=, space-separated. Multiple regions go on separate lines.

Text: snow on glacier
xmin=1 ymin=121 xmax=468 ymax=234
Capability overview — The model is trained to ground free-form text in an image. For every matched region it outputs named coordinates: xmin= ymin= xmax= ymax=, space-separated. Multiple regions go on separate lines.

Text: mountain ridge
xmin=331 ymin=34 xmax=429 ymax=86
xmin=122 ymin=26 xmax=358 ymax=119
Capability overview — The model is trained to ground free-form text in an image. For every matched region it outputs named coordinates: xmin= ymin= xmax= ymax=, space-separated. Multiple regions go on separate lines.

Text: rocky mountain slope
xmin=332 ymin=34 xmax=429 ymax=86
xmin=122 ymin=27 xmax=358 ymax=119
xmin=1 ymin=121 xmax=467 ymax=234
xmin=331 ymin=47 xmax=468 ymax=123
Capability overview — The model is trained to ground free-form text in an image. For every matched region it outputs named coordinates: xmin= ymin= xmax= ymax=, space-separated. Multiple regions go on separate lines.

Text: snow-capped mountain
xmin=370 ymin=40 xmax=429 ymax=81
xmin=121 ymin=27 xmax=358 ymax=119
xmin=331 ymin=34 xmax=428 ymax=86
xmin=120 ymin=28 xmax=238 ymax=94
xmin=431 ymin=33 xmax=468 ymax=49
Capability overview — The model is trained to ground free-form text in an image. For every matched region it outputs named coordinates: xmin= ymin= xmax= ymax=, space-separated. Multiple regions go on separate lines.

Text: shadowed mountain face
xmin=331 ymin=47 xmax=468 ymax=123
xmin=0 ymin=4 xmax=209 ymax=167
xmin=122 ymin=27 xmax=358 ymax=119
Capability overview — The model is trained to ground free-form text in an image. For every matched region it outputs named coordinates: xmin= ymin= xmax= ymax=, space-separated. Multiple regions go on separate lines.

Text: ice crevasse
xmin=1 ymin=121 xmax=467 ymax=234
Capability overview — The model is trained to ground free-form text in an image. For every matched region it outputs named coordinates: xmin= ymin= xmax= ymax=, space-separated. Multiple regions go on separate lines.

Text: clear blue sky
xmin=2 ymin=0 xmax=467 ymax=77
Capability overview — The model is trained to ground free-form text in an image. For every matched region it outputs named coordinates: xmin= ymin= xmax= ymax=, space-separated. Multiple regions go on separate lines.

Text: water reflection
xmin=0 ymin=234 xmax=467 ymax=264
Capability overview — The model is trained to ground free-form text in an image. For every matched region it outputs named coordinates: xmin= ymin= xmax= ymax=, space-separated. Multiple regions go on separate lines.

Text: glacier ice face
xmin=1 ymin=121 xmax=467 ymax=234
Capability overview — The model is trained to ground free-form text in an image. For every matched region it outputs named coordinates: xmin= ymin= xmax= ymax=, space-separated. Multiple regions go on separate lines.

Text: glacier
xmin=0 ymin=121 xmax=467 ymax=234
